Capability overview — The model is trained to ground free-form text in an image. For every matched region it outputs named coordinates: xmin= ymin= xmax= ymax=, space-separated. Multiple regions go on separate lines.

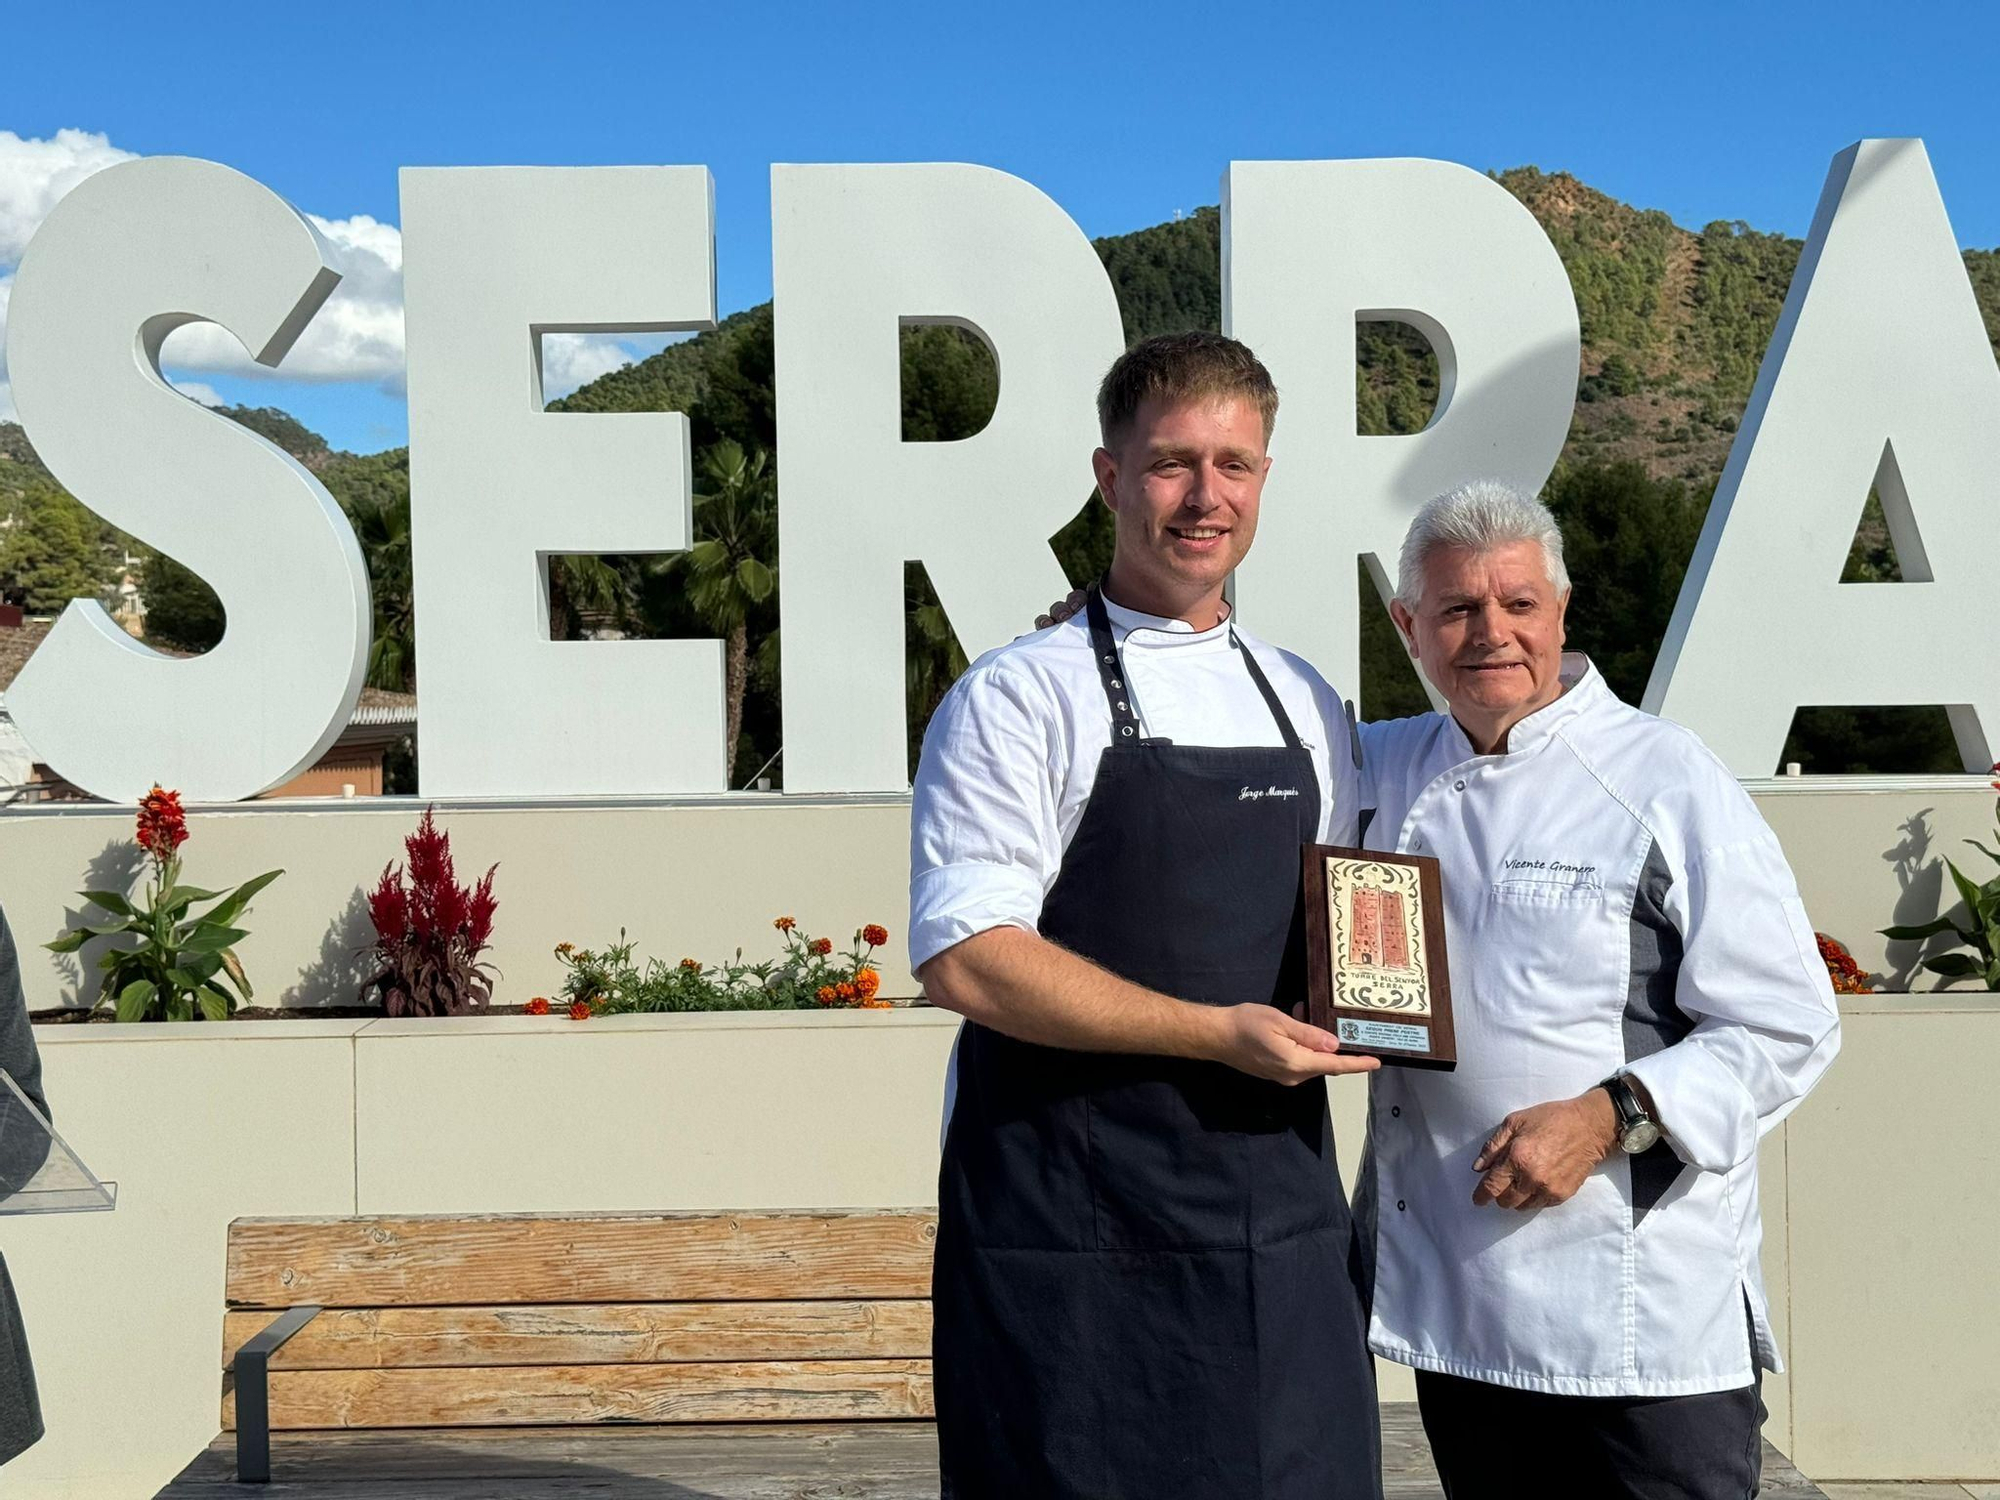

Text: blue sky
xmin=4 ymin=0 xmax=1998 ymax=453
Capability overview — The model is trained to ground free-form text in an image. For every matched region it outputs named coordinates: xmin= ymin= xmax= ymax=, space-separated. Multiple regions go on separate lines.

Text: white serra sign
xmin=3 ymin=139 xmax=1992 ymax=803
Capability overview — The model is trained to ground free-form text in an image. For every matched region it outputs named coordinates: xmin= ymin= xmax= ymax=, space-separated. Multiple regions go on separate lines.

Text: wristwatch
xmin=1600 ymin=1073 xmax=1662 ymax=1154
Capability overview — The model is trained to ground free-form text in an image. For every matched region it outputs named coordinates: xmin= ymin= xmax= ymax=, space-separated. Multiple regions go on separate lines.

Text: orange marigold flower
xmin=774 ymin=916 xmax=797 ymax=932
xmin=680 ymin=957 xmax=701 ymax=971
xmin=554 ymin=941 xmax=576 ymax=957
xmin=568 ymin=999 xmax=593 ymax=1020
xmin=861 ymin=996 xmax=894 ymax=1010
xmin=836 ymin=981 xmax=857 ymax=1001
xmin=816 ymin=985 xmax=839 ymax=1005
xmin=809 ymin=937 xmax=833 ymax=956
xmin=861 ymin=924 xmax=889 ymax=949
xmin=855 ymin=968 xmax=881 ymax=999
xmin=525 ymin=996 xmax=551 ymax=1015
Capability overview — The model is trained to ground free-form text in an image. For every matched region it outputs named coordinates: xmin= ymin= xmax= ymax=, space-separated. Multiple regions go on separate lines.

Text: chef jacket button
xmin=1390 ymin=1105 xmax=1401 ymax=1118
xmin=1454 ymin=779 xmax=1466 ymax=791
xmin=1396 ymin=1199 xmax=1407 ymax=1212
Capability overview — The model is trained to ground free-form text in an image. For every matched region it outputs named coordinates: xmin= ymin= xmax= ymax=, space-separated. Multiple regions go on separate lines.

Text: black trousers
xmin=1417 ymin=1369 xmax=1766 ymax=1500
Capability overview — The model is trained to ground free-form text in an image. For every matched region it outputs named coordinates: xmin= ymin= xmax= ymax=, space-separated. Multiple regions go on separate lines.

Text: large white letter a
xmin=1647 ymin=139 xmax=2000 ymax=774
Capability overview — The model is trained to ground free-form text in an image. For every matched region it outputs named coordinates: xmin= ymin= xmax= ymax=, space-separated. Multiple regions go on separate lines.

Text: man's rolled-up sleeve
xmin=1623 ymin=833 xmax=1842 ymax=1174
xmin=909 ymin=663 xmax=1064 ymax=973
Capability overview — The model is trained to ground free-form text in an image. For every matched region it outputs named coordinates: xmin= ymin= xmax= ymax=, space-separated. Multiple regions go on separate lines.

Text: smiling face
xmin=1091 ymin=393 xmax=1270 ymax=628
xmin=1389 ymin=539 xmax=1571 ymax=754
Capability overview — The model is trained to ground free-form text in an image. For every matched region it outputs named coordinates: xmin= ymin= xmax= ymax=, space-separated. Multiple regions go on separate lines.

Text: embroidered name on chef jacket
xmin=1238 ymin=785 xmax=1302 ymax=802
xmin=1496 ymin=855 xmax=1604 ymax=893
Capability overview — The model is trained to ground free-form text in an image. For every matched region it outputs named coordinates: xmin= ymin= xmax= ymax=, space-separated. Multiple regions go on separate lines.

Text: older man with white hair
xmin=1358 ymin=480 xmax=1840 ymax=1499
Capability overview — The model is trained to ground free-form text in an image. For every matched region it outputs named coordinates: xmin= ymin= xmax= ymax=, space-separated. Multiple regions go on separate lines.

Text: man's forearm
xmin=919 ymin=925 xmax=1225 ymax=1060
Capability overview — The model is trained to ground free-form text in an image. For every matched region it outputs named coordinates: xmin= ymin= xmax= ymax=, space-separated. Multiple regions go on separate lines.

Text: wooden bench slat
xmin=223 ymin=1359 xmax=936 ymax=1429
xmin=222 ymin=1300 xmax=934 ymax=1369
xmin=225 ymin=1212 xmax=939 ymax=1307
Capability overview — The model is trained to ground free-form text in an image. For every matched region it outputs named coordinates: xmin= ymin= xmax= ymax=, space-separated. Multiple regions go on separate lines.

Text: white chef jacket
xmin=910 ymin=597 xmax=1362 ymax=973
xmin=1357 ymin=655 xmax=1839 ymax=1397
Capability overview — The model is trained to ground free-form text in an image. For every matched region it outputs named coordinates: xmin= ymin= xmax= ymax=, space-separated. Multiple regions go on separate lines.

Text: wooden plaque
xmin=1303 ymin=845 xmax=1456 ymax=1069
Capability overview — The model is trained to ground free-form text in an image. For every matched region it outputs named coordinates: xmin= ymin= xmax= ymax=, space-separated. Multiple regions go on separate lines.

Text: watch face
xmin=1622 ymin=1120 xmax=1663 ymax=1154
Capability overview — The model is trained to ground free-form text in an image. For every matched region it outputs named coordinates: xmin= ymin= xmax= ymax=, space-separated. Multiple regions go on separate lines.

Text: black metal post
xmin=233 ymin=1305 xmax=321 ymax=1484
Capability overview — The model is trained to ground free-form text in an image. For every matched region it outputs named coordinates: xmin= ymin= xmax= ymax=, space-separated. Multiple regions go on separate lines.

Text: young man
xmin=911 ymin=332 xmax=1382 ymax=1499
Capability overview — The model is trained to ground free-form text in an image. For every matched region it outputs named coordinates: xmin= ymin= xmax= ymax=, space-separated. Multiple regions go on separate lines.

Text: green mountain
xmin=5 ymin=165 xmax=1989 ymax=777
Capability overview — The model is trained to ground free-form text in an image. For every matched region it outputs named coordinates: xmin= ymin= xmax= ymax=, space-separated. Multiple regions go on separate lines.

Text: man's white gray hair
xmin=1395 ymin=480 xmax=1571 ymax=607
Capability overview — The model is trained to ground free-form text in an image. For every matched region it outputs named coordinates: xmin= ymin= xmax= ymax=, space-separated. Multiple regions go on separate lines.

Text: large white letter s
xmin=6 ymin=157 xmax=371 ymax=802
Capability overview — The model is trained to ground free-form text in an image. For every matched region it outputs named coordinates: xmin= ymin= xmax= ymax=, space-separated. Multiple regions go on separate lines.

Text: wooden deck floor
xmin=159 ymin=1408 xmax=1828 ymax=1497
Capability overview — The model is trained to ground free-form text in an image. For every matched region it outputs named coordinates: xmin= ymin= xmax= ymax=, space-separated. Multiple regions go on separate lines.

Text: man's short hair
xmin=1096 ymin=331 xmax=1280 ymax=447
xmin=1396 ymin=480 xmax=1572 ymax=607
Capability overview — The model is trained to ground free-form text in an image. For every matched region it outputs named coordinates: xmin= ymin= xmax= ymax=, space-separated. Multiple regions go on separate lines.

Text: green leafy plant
xmin=46 ymin=785 xmax=282 ymax=1020
xmin=1881 ymin=768 xmax=2000 ymax=987
xmin=549 ymin=918 xmax=892 ymax=1017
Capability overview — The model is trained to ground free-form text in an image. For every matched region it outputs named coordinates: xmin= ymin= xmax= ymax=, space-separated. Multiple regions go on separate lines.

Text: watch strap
xmin=1601 ymin=1073 xmax=1647 ymax=1131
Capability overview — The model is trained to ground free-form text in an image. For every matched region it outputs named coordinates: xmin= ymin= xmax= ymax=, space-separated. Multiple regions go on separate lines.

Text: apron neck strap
xmin=1084 ymin=586 xmax=1145 ymax=744
xmin=1229 ymin=625 xmax=1306 ymax=752
xmin=1084 ymin=582 xmax=1306 ymax=752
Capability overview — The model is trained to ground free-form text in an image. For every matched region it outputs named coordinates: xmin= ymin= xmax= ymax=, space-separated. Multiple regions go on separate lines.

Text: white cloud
xmin=540 ymin=333 xmax=676 ymax=401
xmin=0 ymin=129 xmax=410 ymax=420
xmin=0 ymin=128 xmax=137 ymax=264
xmin=157 ymin=211 xmax=407 ymax=392
xmin=0 ymin=269 xmax=11 ymax=422
xmin=0 ymin=132 xmax=681 ymax=430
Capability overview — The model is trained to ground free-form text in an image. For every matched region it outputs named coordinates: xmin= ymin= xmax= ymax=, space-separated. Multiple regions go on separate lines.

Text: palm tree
xmin=655 ymin=441 xmax=777 ymax=783
xmin=349 ymin=488 xmax=414 ymax=693
xmin=545 ymin=554 xmax=626 ymax=642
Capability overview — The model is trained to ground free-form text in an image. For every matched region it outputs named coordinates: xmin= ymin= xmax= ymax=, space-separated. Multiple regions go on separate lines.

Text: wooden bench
xmin=157 ymin=1209 xmax=1828 ymax=1498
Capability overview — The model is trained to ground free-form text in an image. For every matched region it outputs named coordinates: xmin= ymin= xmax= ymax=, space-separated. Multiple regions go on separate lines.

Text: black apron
xmin=933 ymin=588 xmax=1381 ymax=1500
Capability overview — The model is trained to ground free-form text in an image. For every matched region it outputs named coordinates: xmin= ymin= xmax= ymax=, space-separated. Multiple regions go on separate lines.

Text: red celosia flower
xmin=367 ymin=861 xmax=410 ymax=943
xmin=135 ymin=785 xmax=189 ymax=860
xmin=359 ymin=806 xmax=500 ymax=1018
xmin=466 ymin=866 xmax=498 ymax=952
xmin=809 ymin=937 xmax=833 ymax=956
xmin=568 ymin=999 xmax=593 ymax=1020
xmin=525 ymin=996 xmax=551 ymax=1015
xmin=861 ymin=924 xmax=889 ymax=949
